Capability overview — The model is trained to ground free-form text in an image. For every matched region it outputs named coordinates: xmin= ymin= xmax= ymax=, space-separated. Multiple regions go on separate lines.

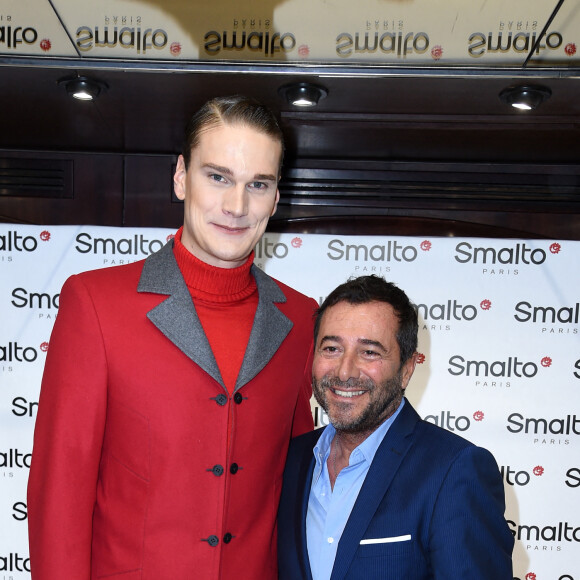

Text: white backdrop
xmin=1 ymin=224 xmax=579 ymax=580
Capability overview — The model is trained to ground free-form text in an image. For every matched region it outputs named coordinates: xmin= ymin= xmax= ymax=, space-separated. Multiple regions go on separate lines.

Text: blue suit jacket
xmin=278 ymin=399 xmax=513 ymax=580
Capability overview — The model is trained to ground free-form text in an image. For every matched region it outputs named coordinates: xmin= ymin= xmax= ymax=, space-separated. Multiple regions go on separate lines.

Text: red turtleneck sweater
xmin=173 ymin=227 xmax=258 ymax=392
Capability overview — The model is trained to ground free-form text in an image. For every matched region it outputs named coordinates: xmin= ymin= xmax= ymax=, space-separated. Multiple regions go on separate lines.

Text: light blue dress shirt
xmin=306 ymin=399 xmax=405 ymax=580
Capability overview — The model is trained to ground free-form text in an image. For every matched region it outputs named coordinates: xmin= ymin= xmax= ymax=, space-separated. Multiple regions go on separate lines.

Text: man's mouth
xmin=331 ymin=388 xmax=366 ymax=398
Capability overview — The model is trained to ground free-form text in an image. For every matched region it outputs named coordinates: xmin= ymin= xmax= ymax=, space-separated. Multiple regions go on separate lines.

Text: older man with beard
xmin=277 ymin=275 xmax=513 ymax=580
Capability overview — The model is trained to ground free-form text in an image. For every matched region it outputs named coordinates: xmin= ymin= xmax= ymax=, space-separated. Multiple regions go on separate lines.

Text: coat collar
xmin=137 ymin=241 xmax=293 ymax=392
xmin=329 ymin=399 xmax=420 ymax=580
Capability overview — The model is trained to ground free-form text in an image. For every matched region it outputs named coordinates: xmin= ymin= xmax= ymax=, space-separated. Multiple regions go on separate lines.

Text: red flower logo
xmin=525 ymin=573 xmax=537 ymax=580
xmin=431 ymin=45 xmax=443 ymax=60
xmin=40 ymin=38 xmax=52 ymax=52
xmin=40 ymin=230 xmax=51 ymax=242
xmin=480 ymin=299 xmax=492 ymax=311
xmin=564 ymin=43 xmax=576 ymax=56
xmin=540 ymin=356 xmax=552 ymax=368
xmin=549 ymin=242 xmax=561 ymax=254
xmin=291 ymin=237 xmax=303 ymax=248
xmin=170 ymin=42 xmax=181 ymax=56
xmin=166 ymin=234 xmax=175 ymax=242
xmin=533 ymin=466 xmax=544 ymax=476
xmin=40 ymin=342 xmax=49 ymax=352
xmin=420 ymin=240 xmax=432 ymax=251
xmin=298 ymin=44 xmax=310 ymax=58
xmin=416 ymin=353 xmax=426 ymax=364
xmin=473 ymin=411 xmax=484 ymax=422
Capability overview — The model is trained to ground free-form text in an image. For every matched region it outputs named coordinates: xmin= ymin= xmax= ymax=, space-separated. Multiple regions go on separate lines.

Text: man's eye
xmin=210 ymin=174 xmax=226 ymax=183
xmin=250 ymin=181 xmax=267 ymax=190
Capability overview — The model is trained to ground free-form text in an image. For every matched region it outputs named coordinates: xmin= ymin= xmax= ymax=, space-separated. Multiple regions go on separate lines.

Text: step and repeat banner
xmin=1 ymin=224 xmax=579 ymax=579
xmin=1 ymin=0 xmax=578 ymax=65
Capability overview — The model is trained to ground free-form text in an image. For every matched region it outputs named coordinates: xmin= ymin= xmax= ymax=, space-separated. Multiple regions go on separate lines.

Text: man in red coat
xmin=27 ymin=95 xmax=317 ymax=579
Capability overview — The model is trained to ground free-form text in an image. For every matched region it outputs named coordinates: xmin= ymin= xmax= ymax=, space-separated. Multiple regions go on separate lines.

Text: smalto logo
xmin=12 ymin=501 xmax=27 ymax=521
xmin=11 ymin=287 xmax=59 ymax=310
xmin=565 ymin=467 xmax=580 ymax=488
xmin=0 ymin=448 xmax=32 ymax=469
xmin=327 ymin=239 xmax=420 ymax=262
xmin=0 ymin=552 xmax=31 ymax=573
xmin=0 ymin=342 xmax=43 ymax=363
xmin=416 ymin=298 xmax=490 ymax=323
xmin=0 ymin=229 xmax=50 ymax=252
xmin=448 ymin=355 xmax=549 ymax=382
xmin=336 ymin=30 xmax=429 ymax=57
xmin=454 ymin=241 xmax=558 ymax=266
xmin=468 ymin=29 xmax=564 ymax=58
xmin=75 ymin=232 xmax=166 ymax=256
xmin=500 ymin=464 xmax=544 ymax=486
xmin=76 ymin=25 xmax=169 ymax=54
xmin=0 ymin=24 xmax=39 ymax=49
xmin=507 ymin=412 xmax=579 ymax=444
xmin=514 ymin=301 xmax=580 ymax=330
xmin=254 ymin=236 xmax=292 ymax=259
xmin=422 ymin=409 xmax=483 ymax=432
xmin=508 ymin=519 xmax=580 ymax=543
xmin=204 ymin=29 xmax=296 ymax=57
xmin=12 ymin=396 xmax=38 ymax=418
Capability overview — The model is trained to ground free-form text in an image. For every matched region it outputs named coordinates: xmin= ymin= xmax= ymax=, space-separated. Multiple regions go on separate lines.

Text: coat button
xmin=209 ymin=464 xmax=224 ymax=476
xmin=204 ymin=535 xmax=219 ymax=547
xmin=223 ymin=533 xmax=233 ymax=544
xmin=233 ymin=392 xmax=243 ymax=404
xmin=215 ymin=394 xmax=227 ymax=406
xmin=230 ymin=463 xmax=239 ymax=474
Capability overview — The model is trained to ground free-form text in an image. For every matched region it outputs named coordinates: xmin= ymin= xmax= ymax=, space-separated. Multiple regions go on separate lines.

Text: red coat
xmin=27 ymin=243 xmax=316 ymax=579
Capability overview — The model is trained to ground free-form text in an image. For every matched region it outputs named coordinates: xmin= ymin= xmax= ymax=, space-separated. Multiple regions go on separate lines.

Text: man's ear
xmin=270 ymin=189 xmax=280 ymax=217
xmin=173 ymin=155 xmax=187 ymax=201
xmin=400 ymin=352 xmax=418 ymax=391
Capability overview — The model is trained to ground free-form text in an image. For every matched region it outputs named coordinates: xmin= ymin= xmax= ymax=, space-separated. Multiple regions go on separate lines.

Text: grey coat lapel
xmin=138 ymin=241 xmax=223 ymax=386
xmin=235 ymin=265 xmax=293 ymax=391
xmin=137 ymin=242 xmax=293 ymax=392
xmin=330 ymin=400 xmax=419 ymax=580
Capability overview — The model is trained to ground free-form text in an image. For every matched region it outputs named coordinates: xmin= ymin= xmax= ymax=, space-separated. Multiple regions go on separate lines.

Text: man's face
xmin=312 ymin=300 xmax=416 ymax=435
xmin=173 ymin=123 xmax=281 ymax=269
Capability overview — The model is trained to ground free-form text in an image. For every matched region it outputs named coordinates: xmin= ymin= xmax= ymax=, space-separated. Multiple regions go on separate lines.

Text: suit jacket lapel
xmin=137 ymin=241 xmax=223 ymax=386
xmin=330 ymin=400 xmax=420 ymax=580
xmin=296 ymin=429 xmax=324 ymax=580
xmin=137 ymin=243 xmax=294 ymax=392
xmin=235 ymin=264 xmax=293 ymax=391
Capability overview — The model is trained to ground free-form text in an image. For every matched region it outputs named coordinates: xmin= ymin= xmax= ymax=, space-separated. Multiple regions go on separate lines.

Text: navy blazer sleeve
xmin=426 ymin=444 xmax=513 ymax=579
xmin=278 ymin=403 xmax=513 ymax=580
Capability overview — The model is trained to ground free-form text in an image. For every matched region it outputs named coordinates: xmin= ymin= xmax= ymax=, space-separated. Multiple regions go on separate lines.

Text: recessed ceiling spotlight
xmin=499 ymin=85 xmax=551 ymax=111
xmin=59 ymin=76 xmax=108 ymax=101
xmin=278 ymin=82 xmax=328 ymax=107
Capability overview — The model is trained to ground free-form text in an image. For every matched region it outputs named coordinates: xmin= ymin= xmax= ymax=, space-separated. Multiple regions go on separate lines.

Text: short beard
xmin=313 ymin=373 xmax=404 ymax=435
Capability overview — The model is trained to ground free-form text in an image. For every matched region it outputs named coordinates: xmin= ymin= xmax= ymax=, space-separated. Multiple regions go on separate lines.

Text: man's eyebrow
xmin=202 ymin=163 xmax=277 ymax=182
xmin=359 ymin=338 xmax=387 ymax=352
xmin=202 ymin=163 xmax=233 ymax=176
xmin=253 ymin=173 xmax=278 ymax=182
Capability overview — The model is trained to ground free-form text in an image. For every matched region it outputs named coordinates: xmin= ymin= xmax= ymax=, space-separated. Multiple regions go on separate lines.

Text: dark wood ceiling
xmin=1 ymin=60 xmax=579 ymax=238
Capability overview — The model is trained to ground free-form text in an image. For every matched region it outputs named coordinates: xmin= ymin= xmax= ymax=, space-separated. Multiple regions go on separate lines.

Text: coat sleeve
xmin=429 ymin=445 xmax=514 ymax=579
xmin=290 ymin=307 xmax=316 ymax=438
xmin=27 ymin=274 xmax=108 ymax=579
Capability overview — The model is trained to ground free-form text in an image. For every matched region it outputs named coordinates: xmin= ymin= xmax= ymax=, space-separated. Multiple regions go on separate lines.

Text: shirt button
xmin=233 ymin=392 xmax=243 ymax=404
xmin=230 ymin=463 xmax=239 ymax=474
xmin=215 ymin=394 xmax=227 ymax=406
xmin=205 ymin=535 xmax=219 ymax=547
xmin=223 ymin=533 xmax=233 ymax=544
xmin=328 ymin=537 xmax=334 ymax=544
xmin=210 ymin=464 xmax=224 ymax=476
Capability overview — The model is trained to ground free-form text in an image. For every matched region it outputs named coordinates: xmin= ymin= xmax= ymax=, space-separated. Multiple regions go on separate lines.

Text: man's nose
xmin=336 ymin=351 xmax=360 ymax=382
xmin=222 ymin=184 xmax=248 ymax=217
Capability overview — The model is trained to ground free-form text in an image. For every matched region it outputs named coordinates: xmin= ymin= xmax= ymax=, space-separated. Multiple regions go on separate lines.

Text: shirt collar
xmin=313 ymin=398 xmax=406 ymax=472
